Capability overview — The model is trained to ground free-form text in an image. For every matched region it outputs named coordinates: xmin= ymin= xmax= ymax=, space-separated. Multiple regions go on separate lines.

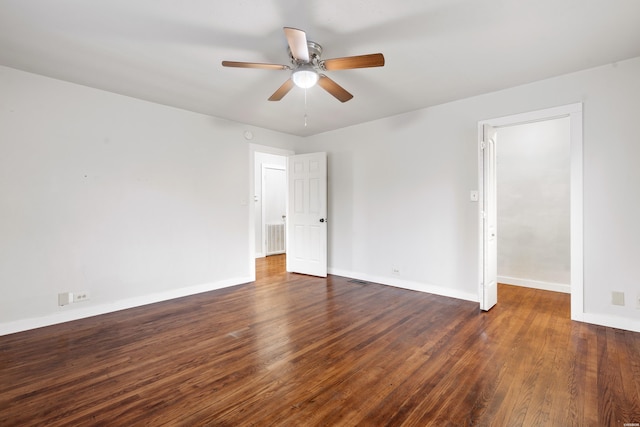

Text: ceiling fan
xmin=222 ymin=27 xmax=385 ymax=103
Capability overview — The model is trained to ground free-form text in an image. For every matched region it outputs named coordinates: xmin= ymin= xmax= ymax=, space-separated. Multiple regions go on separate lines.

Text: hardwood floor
xmin=1 ymin=255 xmax=639 ymax=426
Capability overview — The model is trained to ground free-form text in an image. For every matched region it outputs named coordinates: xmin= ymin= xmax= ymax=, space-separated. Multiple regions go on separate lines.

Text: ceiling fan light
xmin=292 ymin=68 xmax=319 ymax=88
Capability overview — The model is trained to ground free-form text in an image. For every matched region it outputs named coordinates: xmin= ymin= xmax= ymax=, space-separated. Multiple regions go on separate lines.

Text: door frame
xmin=249 ymin=144 xmax=294 ymax=281
xmin=478 ymin=103 xmax=584 ymax=321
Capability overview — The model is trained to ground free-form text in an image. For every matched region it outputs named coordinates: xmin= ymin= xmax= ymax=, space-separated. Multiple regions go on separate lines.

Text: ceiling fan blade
xmin=317 ymin=75 xmax=353 ymax=103
xmin=268 ymin=79 xmax=295 ymax=101
xmin=322 ymin=53 xmax=385 ymax=71
xmin=283 ymin=27 xmax=309 ymax=62
xmin=222 ymin=61 xmax=288 ymax=70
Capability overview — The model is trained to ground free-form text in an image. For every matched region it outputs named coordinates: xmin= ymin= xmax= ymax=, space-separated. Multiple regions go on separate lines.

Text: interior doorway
xmin=254 ymin=152 xmax=287 ymax=258
xmin=478 ymin=103 xmax=583 ymax=321
xmin=262 ymin=164 xmax=287 ymax=256
xmin=249 ymin=144 xmax=294 ymax=281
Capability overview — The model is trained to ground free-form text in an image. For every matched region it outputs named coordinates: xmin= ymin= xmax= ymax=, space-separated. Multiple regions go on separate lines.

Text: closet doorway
xmin=478 ymin=103 xmax=583 ymax=320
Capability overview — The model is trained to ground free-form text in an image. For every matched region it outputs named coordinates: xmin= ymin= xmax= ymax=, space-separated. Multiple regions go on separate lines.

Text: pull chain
xmin=304 ymin=88 xmax=308 ymax=127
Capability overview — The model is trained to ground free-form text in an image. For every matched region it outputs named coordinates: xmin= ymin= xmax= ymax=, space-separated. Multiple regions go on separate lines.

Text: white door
xmin=482 ymin=124 xmax=498 ymax=310
xmin=286 ymin=152 xmax=327 ymax=277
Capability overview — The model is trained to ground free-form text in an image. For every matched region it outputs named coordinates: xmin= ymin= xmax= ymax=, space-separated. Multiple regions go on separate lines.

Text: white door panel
xmin=482 ymin=124 xmax=498 ymax=310
xmin=287 ymin=152 xmax=327 ymax=277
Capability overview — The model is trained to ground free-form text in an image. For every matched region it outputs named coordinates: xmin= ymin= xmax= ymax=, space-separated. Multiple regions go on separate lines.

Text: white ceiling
xmin=1 ymin=0 xmax=639 ymax=137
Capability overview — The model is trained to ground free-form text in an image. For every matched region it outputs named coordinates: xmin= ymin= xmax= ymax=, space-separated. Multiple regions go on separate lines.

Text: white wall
xmin=298 ymin=56 xmax=640 ymax=332
xmin=0 ymin=66 xmax=298 ymax=334
xmin=497 ymin=118 xmax=571 ymax=292
xmin=298 ymin=106 xmax=481 ymax=302
xmin=3 ymin=55 xmax=640 ymax=335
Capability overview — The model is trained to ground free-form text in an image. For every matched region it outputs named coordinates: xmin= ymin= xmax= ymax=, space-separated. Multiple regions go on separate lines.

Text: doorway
xmin=262 ymin=164 xmax=287 ymax=256
xmin=478 ymin=103 xmax=584 ymax=321
xmin=254 ymin=152 xmax=287 ymax=258
xmin=249 ymin=146 xmax=329 ymax=280
xmin=249 ymin=144 xmax=294 ymax=280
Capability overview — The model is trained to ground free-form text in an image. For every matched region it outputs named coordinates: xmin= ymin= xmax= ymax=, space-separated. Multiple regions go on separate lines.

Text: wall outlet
xmin=73 ymin=292 xmax=90 ymax=303
xmin=392 ymin=266 xmax=400 ymax=275
xmin=611 ymin=291 xmax=625 ymax=306
xmin=637 ymin=294 xmax=640 ymax=309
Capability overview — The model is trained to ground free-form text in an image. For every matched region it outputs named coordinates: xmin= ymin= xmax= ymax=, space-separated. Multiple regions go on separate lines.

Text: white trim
xmin=328 ymin=268 xmax=478 ymax=303
xmin=497 ymin=276 xmax=570 ymax=294
xmin=481 ymin=103 xmax=582 ymax=127
xmin=478 ymin=103 xmax=584 ymax=319
xmin=569 ymin=109 xmax=584 ymax=321
xmin=581 ymin=313 xmax=640 ymax=334
xmin=0 ymin=276 xmax=251 ymax=336
xmin=477 ymin=124 xmax=485 ymax=309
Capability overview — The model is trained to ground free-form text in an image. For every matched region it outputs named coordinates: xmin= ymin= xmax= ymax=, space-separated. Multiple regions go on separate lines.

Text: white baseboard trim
xmin=328 ymin=268 xmax=478 ymax=303
xmin=497 ymin=276 xmax=570 ymax=294
xmin=581 ymin=312 xmax=640 ymax=333
xmin=0 ymin=276 xmax=252 ymax=337
xmin=329 ymin=270 xmax=640 ymax=333
xmin=6 ymin=272 xmax=637 ymax=337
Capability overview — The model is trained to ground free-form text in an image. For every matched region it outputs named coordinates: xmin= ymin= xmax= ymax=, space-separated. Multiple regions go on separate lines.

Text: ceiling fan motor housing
xmin=289 ymin=41 xmax=323 ymax=69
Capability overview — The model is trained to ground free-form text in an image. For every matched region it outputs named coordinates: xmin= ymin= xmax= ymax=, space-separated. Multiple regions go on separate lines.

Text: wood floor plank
xmin=1 ymin=256 xmax=640 ymax=426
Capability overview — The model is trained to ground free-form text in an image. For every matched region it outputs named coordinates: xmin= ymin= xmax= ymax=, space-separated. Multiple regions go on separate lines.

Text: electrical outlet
xmin=392 ymin=266 xmax=400 ymax=275
xmin=58 ymin=292 xmax=73 ymax=306
xmin=73 ymin=292 xmax=90 ymax=303
xmin=611 ymin=291 xmax=625 ymax=306
xmin=637 ymin=294 xmax=640 ymax=309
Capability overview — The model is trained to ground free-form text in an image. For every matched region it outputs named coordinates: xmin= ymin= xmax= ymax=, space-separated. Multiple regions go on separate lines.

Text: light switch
xmin=470 ymin=191 xmax=479 ymax=202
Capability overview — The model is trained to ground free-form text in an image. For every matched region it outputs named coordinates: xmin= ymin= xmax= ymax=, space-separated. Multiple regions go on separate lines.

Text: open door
xmin=286 ymin=152 xmax=327 ymax=277
xmin=482 ymin=124 xmax=498 ymax=310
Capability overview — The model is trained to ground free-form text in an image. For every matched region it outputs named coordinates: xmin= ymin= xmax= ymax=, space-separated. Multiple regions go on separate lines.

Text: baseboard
xmin=497 ymin=275 xmax=570 ymax=294
xmin=4 ymin=273 xmax=637 ymax=336
xmin=327 ymin=270 xmax=640 ymax=332
xmin=581 ymin=312 xmax=640 ymax=333
xmin=0 ymin=276 xmax=252 ymax=337
xmin=328 ymin=268 xmax=478 ymax=303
